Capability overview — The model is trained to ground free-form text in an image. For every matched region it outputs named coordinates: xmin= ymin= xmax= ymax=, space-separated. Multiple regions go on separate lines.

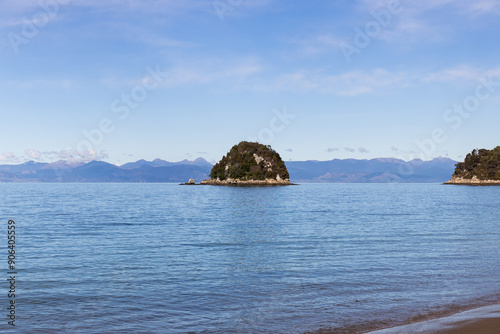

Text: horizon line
xmin=0 ymin=156 xmax=458 ymax=167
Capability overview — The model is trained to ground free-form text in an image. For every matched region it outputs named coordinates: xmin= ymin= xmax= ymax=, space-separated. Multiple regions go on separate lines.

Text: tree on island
xmin=209 ymin=141 xmax=290 ymax=181
xmin=452 ymin=146 xmax=500 ymax=180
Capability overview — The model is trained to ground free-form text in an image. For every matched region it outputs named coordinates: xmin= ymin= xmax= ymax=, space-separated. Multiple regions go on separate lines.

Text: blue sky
xmin=2 ymin=0 xmax=500 ymax=165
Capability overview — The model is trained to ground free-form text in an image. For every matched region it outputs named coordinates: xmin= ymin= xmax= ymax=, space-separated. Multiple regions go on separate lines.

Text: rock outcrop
xmin=444 ymin=176 xmax=500 ymax=186
xmin=202 ymin=141 xmax=293 ymax=186
xmin=201 ymin=177 xmax=292 ymax=186
xmin=180 ymin=178 xmax=197 ymax=185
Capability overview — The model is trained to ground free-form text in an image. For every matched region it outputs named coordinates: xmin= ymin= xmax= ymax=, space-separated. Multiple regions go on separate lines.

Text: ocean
xmin=1 ymin=183 xmax=499 ymax=333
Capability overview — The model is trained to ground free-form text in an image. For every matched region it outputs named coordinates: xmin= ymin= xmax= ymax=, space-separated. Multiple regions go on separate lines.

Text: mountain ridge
xmin=0 ymin=157 xmax=457 ymax=183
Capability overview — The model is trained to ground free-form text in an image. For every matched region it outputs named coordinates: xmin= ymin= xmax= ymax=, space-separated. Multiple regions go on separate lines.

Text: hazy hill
xmin=0 ymin=158 xmax=213 ymax=183
xmin=120 ymin=157 xmax=212 ymax=170
xmin=0 ymin=157 xmax=457 ymax=183
xmin=285 ymin=157 xmax=457 ymax=183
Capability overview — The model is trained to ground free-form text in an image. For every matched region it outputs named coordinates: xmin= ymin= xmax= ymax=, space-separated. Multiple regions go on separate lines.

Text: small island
xmin=444 ymin=146 xmax=500 ymax=185
xmin=185 ymin=141 xmax=294 ymax=186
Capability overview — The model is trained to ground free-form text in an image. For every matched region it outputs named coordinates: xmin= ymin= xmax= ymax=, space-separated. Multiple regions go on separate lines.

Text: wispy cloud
xmin=102 ymin=64 xmax=500 ymax=96
xmin=467 ymin=0 xmax=500 ymax=15
xmin=270 ymin=65 xmax=500 ymax=95
xmin=21 ymin=149 xmax=109 ymax=163
xmin=342 ymin=147 xmax=370 ymax=154
xmin=58 ymin=150 xmax=109 ymax=163
xmin=288 ymin=34 xmax=344 ymax=56
xmin=359 ymin=0 xmax=500 ymax=44
xmin=361 ymin=0 xmax=500 ymax=18
xmin=213 ymin=0 xmax=279 ymax=20
xmin=0 ymin=152 xmax=21 ymax=164
xmin=423 ymin=65 xmax=500 ymax=83
xmin=115 ymin=57 xmax=265 ymax=89
xmin=100 ymin=63 xmax=406 ymax=96
xmin=0 ymin=0 xmax=206 ymax=15
xmin=3 ymin=79 xmax=74 ymax=90
xmin=270 ymin=68 xmax=407 ymax=96
xmin=25 ymin=149 xmax=41 ymax=159
xmin=358 ymin=147 xmax=370 ymax=154
xmin=423 ymin=65 xmax=482 ymax=82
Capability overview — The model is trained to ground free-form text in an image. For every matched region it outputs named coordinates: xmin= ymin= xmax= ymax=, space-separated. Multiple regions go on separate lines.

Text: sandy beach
xmin=367 ymin=304 xmax=500 ymax=334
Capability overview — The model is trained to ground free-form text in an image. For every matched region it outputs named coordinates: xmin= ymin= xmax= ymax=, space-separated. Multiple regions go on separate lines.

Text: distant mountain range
xmin=0 ymin=158 xmax=213 ymax=183
xmin=0 ymin=157 xmax=457 ymax=183
xmin=286 ymin=157 xmax=457 ymax=183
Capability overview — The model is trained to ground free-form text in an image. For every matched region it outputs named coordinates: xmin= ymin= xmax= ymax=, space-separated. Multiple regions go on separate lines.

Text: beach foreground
xmin=367 ymin=304 xmax=500 ymax=334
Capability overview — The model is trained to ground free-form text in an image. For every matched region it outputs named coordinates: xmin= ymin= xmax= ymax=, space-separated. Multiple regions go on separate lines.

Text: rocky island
xmin=444 ymin=147 xmax=500 ymax=185
xmin=198 ymin=141 xmax=294 ymax=186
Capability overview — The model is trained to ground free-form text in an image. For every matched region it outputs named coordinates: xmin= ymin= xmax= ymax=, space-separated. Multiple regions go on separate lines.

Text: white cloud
xmin=17 ymin=149 xmax=109 ymax=163
xmin=357 ymin=0 xmax=500 ymax=45
xmin=0 ymin=0 xmax=205 ymax=15
xmin=456 ymin=0 xmax=500 ymax=16
xmin=58 ymin=149 xmax=109 ymax=163
xmin=264 ymin=65 xmax=500 ymax=96
xmin=0 ymin=0 xmax=276 ymax=28
xmin=423 ymin=65 xmax=500 ymax=83
xmin=213 ymin=0 xmax=279 ymax=20
xmin=341 ymin=147 xmax=370 ymax=154
xmin=288 ymin=34 xmax=344 ymax=56
xmin=0 ymin=153 xmax=20 ymax=164
xmin=358 ymin=147 xmax=370 ymax=154
xmin=127 ymin=57 xmax=264 ymax=88
xmin=361 ymin=0 xmax=500 ymax=17
xmin=110 ymin=64 xmax=500 ymax=97
xmin=423 ymin=65 xmax=480 ymax=82
xmin=4 ymin=79 xmax=74 ymax=90
xmin=25 ymin=149 xmax=41 ymax=160
xmin=269 ymin=68 xmax=407 ymax=96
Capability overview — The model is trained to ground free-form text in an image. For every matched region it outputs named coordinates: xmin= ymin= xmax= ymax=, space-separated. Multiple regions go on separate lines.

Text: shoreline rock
xmin=444 ymin=176 xmax=500 ymax=186
xmin=180 ymin=179 xmax=197 ymax=185
xmin=200 ymin=177 xmax=296 ymax=186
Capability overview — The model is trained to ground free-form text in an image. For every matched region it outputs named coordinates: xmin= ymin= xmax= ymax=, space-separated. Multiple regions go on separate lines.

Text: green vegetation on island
xmin=451 ymin=146 xmax=500 ymax=180
xmin=209 ymin=141 xmax=290 ymax=181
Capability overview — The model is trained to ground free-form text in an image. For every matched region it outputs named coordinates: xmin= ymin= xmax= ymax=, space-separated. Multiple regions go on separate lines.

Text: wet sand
xmin=367 ymin=304 xmax=500 ymax=334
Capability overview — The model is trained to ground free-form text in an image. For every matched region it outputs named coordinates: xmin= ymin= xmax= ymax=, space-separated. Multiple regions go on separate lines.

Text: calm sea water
xmin=0 ymin=183 xmax=499 ymax=333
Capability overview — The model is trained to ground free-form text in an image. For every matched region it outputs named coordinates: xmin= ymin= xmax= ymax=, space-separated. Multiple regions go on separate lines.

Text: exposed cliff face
xmin=206 ymin=141 xmax=292 ymax=185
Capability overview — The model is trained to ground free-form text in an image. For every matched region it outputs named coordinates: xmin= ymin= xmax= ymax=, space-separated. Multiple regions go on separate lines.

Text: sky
xmin=1 ymin=0 xmax=500 ymax=165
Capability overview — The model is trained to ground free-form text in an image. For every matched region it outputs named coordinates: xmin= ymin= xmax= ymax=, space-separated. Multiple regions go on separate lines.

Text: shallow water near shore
xmin=367 ymin=304 xmax=500 ymax=334
xmin=0 ymin=183 xmax=499 ymax=333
